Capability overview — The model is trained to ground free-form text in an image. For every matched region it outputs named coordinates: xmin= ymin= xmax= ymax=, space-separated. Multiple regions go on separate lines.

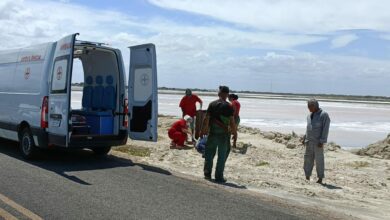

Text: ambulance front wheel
xmin=92 ymin=146 xmax=111 ymax=156
xmin=19 ymin=127 xmax=39 ymax=159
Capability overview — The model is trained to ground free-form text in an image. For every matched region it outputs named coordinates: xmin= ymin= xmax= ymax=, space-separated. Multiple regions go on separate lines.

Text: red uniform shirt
xmin=179 ymin=95 xmax=202 ymax=117
xmin=169 ymin=119 xmax=187 ymax=133
xmin=231 ymin=100 xmax=241 ymax=117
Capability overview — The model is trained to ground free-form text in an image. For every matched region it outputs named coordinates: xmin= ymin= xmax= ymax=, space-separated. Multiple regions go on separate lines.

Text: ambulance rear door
xmin=48 ymin=33 xmax=78 ymax=147
xmin=127 ymin=44 xmax=158 ymax=141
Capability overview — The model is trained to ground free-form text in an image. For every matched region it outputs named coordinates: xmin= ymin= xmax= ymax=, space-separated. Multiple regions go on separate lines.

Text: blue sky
xmin=1 ymin=0 xmax=390 ymax=96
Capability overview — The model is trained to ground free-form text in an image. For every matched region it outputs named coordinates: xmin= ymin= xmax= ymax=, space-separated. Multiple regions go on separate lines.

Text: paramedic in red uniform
xmin=168 ymin=115 xmax=193 ymax=149
xmin=179 ymin=89 xmax=203 ymax=142
xmin=229 ymin=94 xmax=241 ymax=148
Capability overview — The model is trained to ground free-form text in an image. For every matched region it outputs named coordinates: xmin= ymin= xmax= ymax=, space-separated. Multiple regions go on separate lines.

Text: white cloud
xmin=379 ymin=34 xmax=390 ymax=41
xmin=174 ymin=51 xmax=390 ymax=96
xmin=0 ymin=0 xmax=389 ymax=95
xmin=0 ymin=0 xmax=325 ymax=51
xmin=330 ymin=34 xmax=359 ymax=49
xmin=264 ymin=52 xmax=295 ymax=61
xmin=0 ymin=0 xmax=139 ymax=49
xmin=148 ymin=0 xmax=390 ymax=33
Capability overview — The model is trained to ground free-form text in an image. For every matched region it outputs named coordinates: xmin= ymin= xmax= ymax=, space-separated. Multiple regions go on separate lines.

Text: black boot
xmin=215 ymin=176 xmax=227 ymax=183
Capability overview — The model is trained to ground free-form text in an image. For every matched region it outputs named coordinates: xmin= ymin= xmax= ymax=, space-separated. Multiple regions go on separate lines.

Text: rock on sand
xmin=357 ymin=134 xmax=390 ymax=159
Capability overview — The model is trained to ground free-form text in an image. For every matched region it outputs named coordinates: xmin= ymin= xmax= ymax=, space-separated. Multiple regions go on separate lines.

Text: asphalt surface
xmin=0 ymin=139 xmax=322 ymax=220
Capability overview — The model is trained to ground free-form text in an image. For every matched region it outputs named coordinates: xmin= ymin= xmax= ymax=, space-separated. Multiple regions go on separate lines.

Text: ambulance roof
xmin=0 ymin=42 xmax=53 ymax=64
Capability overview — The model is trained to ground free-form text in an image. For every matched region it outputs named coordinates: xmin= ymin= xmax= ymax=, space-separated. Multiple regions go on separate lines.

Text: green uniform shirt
xmin=207 ymin=99 xmax=234 ymax=134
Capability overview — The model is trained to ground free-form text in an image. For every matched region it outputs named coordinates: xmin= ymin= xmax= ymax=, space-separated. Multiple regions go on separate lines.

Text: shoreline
xmin=158 ymin=89 xmax=390 ymax=105
xmin=160 ymin=114 xmax=361 ymax=151
xmin=70 ymin=87 xmax=390 ymax=105
xmin=70 ymin=88 xmax=390 ymax=149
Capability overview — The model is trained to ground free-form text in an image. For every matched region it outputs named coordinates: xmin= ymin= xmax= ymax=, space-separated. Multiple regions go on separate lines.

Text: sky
xmin=1 ymin=0 xmax=390 ymax=96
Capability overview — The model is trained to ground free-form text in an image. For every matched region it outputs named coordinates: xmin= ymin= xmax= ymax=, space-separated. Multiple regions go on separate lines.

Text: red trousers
xmin=168 ymin=129 xmax=187 ymax=146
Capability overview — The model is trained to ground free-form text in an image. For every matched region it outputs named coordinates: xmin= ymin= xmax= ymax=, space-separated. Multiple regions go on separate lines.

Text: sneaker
xmin=306 ymin=176 xmax=310 ymax=181
xmin=316 ymin=178 xmax=323 ymax=184
xmin=204 ymin=174 xmax=211 ymax=180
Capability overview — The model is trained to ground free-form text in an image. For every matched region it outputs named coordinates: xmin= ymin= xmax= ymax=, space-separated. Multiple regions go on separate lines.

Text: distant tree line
xmin=71 ymin=84 xmax=390 ymax=101
xmin=158 ymin=87 xmax=390 ymax=101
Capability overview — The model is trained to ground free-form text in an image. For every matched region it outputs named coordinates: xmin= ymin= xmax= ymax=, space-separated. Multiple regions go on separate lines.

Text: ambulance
xmin=0 ymin=33 xmax=158 ymax=158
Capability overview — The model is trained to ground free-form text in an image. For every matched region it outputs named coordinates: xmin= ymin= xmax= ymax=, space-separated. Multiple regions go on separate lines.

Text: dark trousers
xmin=204 ymin=133 xmax=231 ymax=179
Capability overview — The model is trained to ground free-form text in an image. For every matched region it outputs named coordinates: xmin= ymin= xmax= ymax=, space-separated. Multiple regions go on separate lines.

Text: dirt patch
xmin=255 ymin=161 xmax=270 ymax=167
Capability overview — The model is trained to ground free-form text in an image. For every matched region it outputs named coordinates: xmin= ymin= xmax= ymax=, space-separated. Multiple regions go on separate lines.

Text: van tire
xmin=92 ymin=146 xmax=111 ymax=156
xmin=19 ymin=127 xmax=38 ymax=159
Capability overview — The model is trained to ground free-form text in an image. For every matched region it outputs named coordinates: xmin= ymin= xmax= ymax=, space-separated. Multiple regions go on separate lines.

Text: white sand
xmin=113 ymin=115 xmax=390 ymax=220
xmin=358 ymin=135 xmax=390 ymax=160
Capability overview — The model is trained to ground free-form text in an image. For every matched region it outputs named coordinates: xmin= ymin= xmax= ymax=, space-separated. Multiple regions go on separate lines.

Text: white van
xmin=0 ymin=33 xmax=158 ymax=158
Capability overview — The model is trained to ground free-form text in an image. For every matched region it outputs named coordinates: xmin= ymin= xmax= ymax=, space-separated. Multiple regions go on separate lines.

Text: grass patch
xmin=113 ymin=145 xmax=151 ymax=157
xmin=256 ymin=161 xmax=270 ymax=167
xmin=349 ymin=161 xmax=370 ymax=169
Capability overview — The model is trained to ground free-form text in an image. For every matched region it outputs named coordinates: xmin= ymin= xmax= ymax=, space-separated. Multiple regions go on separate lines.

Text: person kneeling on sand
xmin=168 ymin=115 xmax=193 ymax=149
xmin=302 ymin=98 xmax=331 ymax=184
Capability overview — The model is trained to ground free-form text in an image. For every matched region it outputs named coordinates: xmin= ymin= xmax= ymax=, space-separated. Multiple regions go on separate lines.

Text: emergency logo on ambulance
xmin=24 ymin=67 xmax=31 ymax=80
xmin=140 ymin=73 xmax=150 ymax=86
xmin=56 ymin=66 xmax=63 ymax=80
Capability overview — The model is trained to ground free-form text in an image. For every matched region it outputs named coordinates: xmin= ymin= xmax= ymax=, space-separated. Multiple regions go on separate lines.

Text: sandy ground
xmin=113 ymin=115 xmax=390 ymax=220
xmin=357 ymin=135 xmax=390 ymax=160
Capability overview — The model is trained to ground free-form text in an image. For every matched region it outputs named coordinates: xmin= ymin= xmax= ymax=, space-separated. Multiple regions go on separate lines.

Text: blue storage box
xmin=85 ymin=114 xmax=114 ymax=135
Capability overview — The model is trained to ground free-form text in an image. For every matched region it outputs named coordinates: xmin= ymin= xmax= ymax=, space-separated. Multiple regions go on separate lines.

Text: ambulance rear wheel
xmin=19 ymin=127 xmax=38 ymax=159
xmin=92 ymin=146 xmax=111 ymax=156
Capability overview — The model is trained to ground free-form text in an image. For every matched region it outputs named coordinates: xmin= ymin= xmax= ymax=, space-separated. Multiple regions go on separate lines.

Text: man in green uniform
xmin=201 ymin=86 xmax=237 ymax=183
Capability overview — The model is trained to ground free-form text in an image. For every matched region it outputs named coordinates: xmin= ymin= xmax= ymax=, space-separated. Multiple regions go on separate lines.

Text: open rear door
xmin=48 ymin=33 xmax=78 ymax=147
xmin=128 ymin=44 xmax=158 ymax=142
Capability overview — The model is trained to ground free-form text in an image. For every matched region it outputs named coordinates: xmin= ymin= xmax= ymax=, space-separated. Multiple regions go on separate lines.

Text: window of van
xmin=71 ymin=58 xmax=84 ymax=109
xmin=51 ymin=58 xmax=68 ymax=93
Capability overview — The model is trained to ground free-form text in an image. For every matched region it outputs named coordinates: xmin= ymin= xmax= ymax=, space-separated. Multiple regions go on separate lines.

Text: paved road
xmin=0 ymin=139 xmax=323 ymax=220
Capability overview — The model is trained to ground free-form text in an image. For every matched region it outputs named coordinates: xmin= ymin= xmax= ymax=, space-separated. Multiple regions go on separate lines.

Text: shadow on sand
xmin=203 ymin=178 xmax=247 ymax=189
xmin=0 ymin=139 xmax=171 ymax=186
xmin=218 ymin=182 xmax=247 ymax=189
xmin=320 ymin=183 xmax=343 ymax=190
